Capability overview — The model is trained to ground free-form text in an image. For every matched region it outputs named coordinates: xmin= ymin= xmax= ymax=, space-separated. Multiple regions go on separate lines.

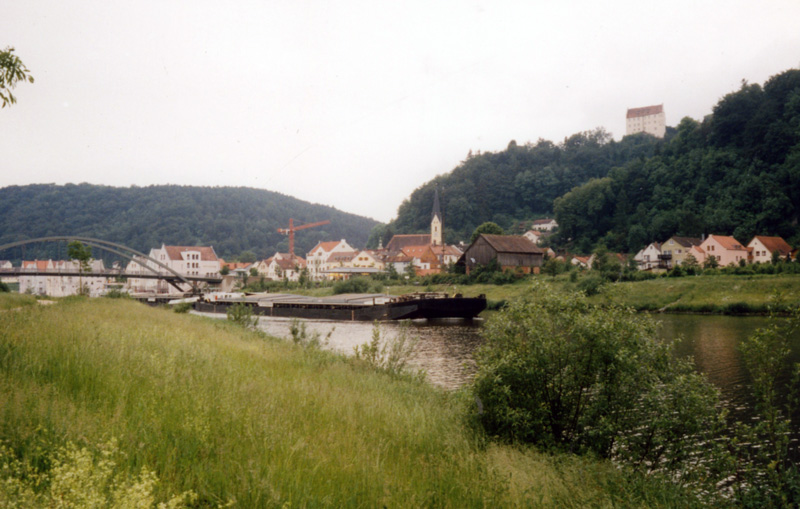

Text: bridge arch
xmin=0 ymin=236 xmax=197 ymax=292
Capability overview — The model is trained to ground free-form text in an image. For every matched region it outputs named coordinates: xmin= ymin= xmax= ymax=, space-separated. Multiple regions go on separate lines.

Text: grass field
xmin=0 ymin=297 xmax=697 ymax=507
xmin=0 ymin=292 xmax=38 ymax=311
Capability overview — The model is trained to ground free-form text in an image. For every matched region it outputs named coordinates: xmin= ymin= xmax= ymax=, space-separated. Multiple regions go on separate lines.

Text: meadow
xmin=0 ymin=297 xmax=697 ymax=507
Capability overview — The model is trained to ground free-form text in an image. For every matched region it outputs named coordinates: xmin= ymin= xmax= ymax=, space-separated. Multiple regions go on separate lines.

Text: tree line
xmin=0 ymin=184 xmax=378 ymax=263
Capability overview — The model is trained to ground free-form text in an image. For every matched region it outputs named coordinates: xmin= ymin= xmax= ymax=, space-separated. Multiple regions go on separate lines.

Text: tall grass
xmin=0 ymin=293 xmax=38 ymax=311
xmin=1 ymin=299 xmax=695 ymax=506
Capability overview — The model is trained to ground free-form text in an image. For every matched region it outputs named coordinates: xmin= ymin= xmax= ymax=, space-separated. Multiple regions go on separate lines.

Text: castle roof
xmin=627 ymin=104 xmax=664 ymax=119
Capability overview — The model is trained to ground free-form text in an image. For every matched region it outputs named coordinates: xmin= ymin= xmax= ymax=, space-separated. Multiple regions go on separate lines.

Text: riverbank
xmin=381 ymin=273 xmax=800 ymax=315
xmin=0 ymin=292 xmax=38 ymax=311
xmin=0 ymin=297 xmax=696 ymax=506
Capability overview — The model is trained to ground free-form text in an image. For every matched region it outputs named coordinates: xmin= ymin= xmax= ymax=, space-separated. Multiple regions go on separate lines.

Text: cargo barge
xmin=193 ymin=292 xmax=486 ymax=321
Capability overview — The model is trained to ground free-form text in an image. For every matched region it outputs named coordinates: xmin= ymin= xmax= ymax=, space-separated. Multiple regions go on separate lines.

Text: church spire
xmin=432 ymin=188 xmax=442 ymax=221
xmin=431 ymin=188 xmax=443 ymax=246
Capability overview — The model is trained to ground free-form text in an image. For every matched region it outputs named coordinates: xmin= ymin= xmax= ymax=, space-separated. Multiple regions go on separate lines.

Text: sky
xmin=2 ymin=1 xmax=800 ymax=223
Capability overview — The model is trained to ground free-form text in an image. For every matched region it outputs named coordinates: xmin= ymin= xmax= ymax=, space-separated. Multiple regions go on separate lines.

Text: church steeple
xmin=431 ymin=188 xmax=442 ymax=246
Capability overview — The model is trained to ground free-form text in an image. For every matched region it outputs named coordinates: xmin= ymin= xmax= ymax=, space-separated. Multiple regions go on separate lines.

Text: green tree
xmin=0 ymin=47 xmax=34 ymax=108
xmin=472 ymin=283 xmax=723 ymax=471
xmin=469 ymin=222 xmax=504 ymax=244
xmin=238 ymin=250 xmax=257 ymax=263
xmin=68 ymin=241 xmax=92 ymax=296
xmin=220 ymin=265 xmax=230 ymax=276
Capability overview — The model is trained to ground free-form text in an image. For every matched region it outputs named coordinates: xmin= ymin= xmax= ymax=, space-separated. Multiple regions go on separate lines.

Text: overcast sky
xmin=2 ymin=1 xmax=800 ymax=223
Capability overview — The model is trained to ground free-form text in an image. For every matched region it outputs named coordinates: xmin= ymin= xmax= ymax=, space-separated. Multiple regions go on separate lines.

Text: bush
xmin=172 ymin=301 xmax=194 ymax=313
xmin=226 ymin=302 xmax=258 ymax=329
xmin=472 ymin=282 xmax=723 ymax=473
xmin=332 ymin=277 xmax=384 ymax=295
xmin=0 ymin=281 xmax=9 ymax=293
xmin=576 ymin=274 xmax=605 ymax=295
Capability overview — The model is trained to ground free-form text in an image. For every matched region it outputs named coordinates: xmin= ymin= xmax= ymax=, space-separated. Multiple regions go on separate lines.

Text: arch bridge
xmin=0 ymin=236 xmax=223 ymax=294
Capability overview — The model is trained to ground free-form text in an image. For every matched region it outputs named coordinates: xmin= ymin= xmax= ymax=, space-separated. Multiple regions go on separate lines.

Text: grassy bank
xmin=0 ymin=292 xmax=38 ymax=311
xmin=385 ymin=273 xmax=800 ymax=315
xmin=0 ymin=298 xmax=695 ymax=507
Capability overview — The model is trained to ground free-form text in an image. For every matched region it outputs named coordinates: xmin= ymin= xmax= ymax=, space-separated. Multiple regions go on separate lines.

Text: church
xmin=383 ymin=190 xmax=462 ymax=275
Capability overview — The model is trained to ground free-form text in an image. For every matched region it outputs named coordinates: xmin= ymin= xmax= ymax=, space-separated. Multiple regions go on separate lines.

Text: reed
xmin=1 ymin=298 xmax=694 ymax=506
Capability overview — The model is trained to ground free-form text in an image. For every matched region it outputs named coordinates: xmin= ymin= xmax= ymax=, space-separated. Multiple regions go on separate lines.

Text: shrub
xmin=576 ymin=274 xmax=605 ymax=295
xmin=353 ymin=322 xmax=421 ymax=378
xmin=471 ymin=282 xmax=723 ymax=474
xmin=226 ymin=302 xmax=258 ymax=329
xmin=172 ymin=301 xmax=194 ymax=313
xmin=332 ymin=277 xmax=383 ymax=295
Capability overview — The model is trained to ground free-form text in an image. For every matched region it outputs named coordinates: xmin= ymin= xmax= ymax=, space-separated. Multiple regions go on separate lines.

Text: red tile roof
xmin=386 ymin=234 xmax=431 ymax=252
xmin=309 ymin=241 xmax=341 ymax=254
xmin=163 ymin=245 xmax=218 ymax=262
xmin=709 ymin=235 xmax=746 ymax=251
xmin=627 ymin=104 xmax=663 ymax=119
xmin=751 ymin=236 xmax=793 ymax=256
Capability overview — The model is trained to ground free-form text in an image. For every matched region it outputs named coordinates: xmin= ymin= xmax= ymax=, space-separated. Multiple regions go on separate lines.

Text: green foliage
xmin=172 ymin=301 xmax=194 ymax=313
xmin=392 ymin=129 xmax=663 ymax=243
xmin=332 ymin=276 xmax=383 ymax=295
xmin=353 ymin=322 xmax=421 ymax=378
xmin=0 ymin=184 xmax=378 ymax=262
xmin=219 ymin=265 xmax=230 ymax=276
xmin=469 ymin=222 xmax=505 ymax=244
xmin=472 ymin=282 xmax=723 ymax=474
xmin=67 ymin=240 xmax=92 ymax=272
xmin=0 ymin=438 xmax=196 ymax=507
xmin=726 ymin=305 xmax=800 ymax=505
xmin=555 ymin=69 xmax=800 ymax=252
xmin=0 ymin=281 xmax=8 ymax=293
xmin=288 ymin=318 xmax=332 ymax=349
xmin=226 ymin=302 xmax=258 ymax=329
xmin=0 ymin=47 xmax=34 ymax=108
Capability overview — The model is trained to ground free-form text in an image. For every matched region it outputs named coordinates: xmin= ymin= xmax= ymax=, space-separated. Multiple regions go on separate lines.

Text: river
xmin=194 ymin=311 xmax=800 ymax=414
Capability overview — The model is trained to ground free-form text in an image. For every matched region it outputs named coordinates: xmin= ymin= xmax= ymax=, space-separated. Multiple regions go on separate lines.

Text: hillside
xmin=0 ymin=184 xmax=379 ymax=262
xmin=383 ymin=129 xmax=666 ymax=245
xmin=386 ymin=68 xmax=800 ymax=254
xmin=555 ymin=68 xmax=800 ymax=253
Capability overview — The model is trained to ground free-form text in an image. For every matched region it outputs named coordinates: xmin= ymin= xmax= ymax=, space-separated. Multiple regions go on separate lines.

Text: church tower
xmin=431 ymin=189 xmax=442 ymax=246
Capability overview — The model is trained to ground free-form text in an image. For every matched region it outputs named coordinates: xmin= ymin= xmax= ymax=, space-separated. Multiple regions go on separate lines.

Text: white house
xmin=351 ymin=250 xmax=385 ymax=270
xmin=523 ymin=230 xmax=542 ymax=245
xmin=19 ymin=259 xmax=107 ymax=297
xmin=634 ymin=242 xmax=662 ymax=270
xmin=126 ymin=244 xmax=220 ymax=294
xmin=748 ymin=236 xmax=793 ymax=264
xmin=306 ymin=239 xmax=355 ymax=281
xmin=256 ymin=253 xmax=306 ymax=281
xmin=531 ymin=219 xmax=558 ymax=232
xmin=626 ymin=104 xmax=666 ymax=138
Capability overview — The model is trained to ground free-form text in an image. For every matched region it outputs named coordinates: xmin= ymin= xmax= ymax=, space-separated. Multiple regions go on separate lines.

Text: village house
xmin=19 ymin=259 xmax=107 ymax=297
xmin=0 ymin=260 xmax=11 ymax=270
xmin=698 ymin=235 xmax=749 ymax=267
xmin=126 ymin=244 xmax=220 ymax=294
xmin=748 ymin=236 xmax=793 ymax=264
xmin=351 ymin=250 xmax=385 ymax=270
xmin=626 ymin=104 xmax=666 ymax=138
xmin=459 ymin=234 xmax=544 ymax=274
xmin=570 ymin=255 xmax=591 ymax=269
xmin=661 ymin=236 xmax=704 ymax=268
xmin=306 ymin=239 xmax=355 ymax=281
xmin=531 ymin=219 xmax=558 ymax=232
xmin=523 ymin=229 xmax=542 ymax=245
xmin=634 ymin=242 xmax=662 ymax=270
xmin=254 ymin=253 xmax=306 ymax=281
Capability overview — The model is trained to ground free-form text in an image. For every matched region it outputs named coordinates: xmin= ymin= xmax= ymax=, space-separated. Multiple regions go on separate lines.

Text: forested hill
xmin=382 ymin=128 xmax=667 ymax=246
xmin=0 ymin=184 xmax=378 ymax=262
xmin=555 ymin=68 xmax=800 ymax=253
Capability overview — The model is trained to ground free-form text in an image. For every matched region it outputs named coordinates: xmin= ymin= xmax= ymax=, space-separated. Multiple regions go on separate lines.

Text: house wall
xmin=700 ymin=236 xmax=748 ymax=267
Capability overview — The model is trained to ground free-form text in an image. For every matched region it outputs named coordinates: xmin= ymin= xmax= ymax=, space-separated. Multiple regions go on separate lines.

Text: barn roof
xmin=479 ymin=234 xmax=543 ymax=254
xmin=385 ymin=234 xmax=431 ymax=251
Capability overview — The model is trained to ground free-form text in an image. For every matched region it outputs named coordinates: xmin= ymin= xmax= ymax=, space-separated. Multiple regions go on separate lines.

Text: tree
xmin=0 ymin=47 xmax=34 ymax=108
xmin=472 ymin=282 xmax=723 ymax=470
xmin=238 ymin=250 xmax=257 ymax=263
xmin=469 ymin=222 xmax=504 ymax=244
xmin=220 ymin=265 xmax=230 ymax=276
xmin=67 ymin=241 xmax=92 ymax=296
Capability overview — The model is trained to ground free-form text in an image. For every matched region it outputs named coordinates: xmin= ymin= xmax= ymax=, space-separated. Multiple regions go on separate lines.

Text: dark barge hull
xmin=193 ymin=294 xmax=486 ymax=321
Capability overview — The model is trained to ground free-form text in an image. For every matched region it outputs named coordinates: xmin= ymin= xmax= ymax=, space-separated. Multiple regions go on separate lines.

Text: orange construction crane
xmin=277 ymin=218 xmax=331 ymax=259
